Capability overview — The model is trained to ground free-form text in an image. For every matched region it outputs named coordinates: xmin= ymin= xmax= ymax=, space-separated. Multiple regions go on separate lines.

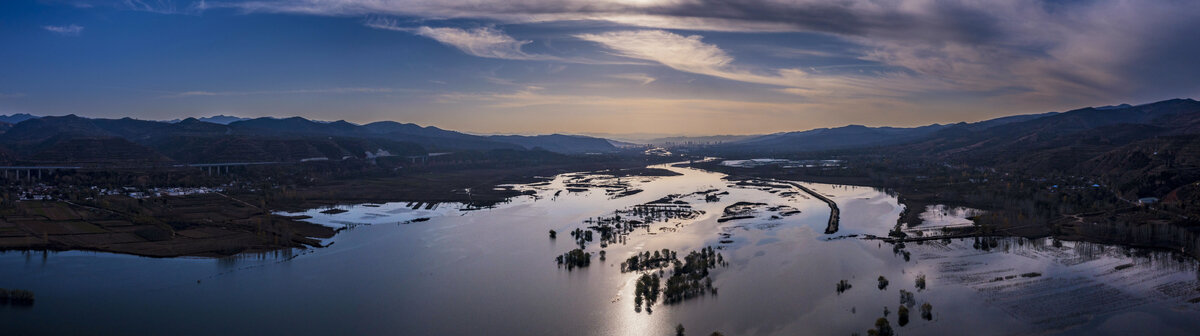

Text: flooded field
xmin=2 ymin=164 xmax=1199 ymax=335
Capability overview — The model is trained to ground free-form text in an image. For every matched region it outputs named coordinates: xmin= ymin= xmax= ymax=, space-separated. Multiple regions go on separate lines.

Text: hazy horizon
xmin=3 ymin=0 xmax=1200 ymax=135
xmin=2 ymin=96 xmax=1187 ymax=138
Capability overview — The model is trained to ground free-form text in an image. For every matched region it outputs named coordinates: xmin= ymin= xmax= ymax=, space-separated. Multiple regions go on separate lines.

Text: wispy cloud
xmin=365 ymin=17 xmax=557 ymax=61
xmin=43 ymin=24 xmax=84 ymax=36
xmin=609 ymin=73 xmax=656 ymax=85
xmin=122 ymin=0 xmax=207 ymax=15
xmin=576 ymin=30 xmax=946 ymax=99
xmin=366 ymin=18 xmax=643 ymax=65
xmin=164 ymin=87 xmax=419 ymax=98
xmin=413 ymin=26 xmax=555 ymax=61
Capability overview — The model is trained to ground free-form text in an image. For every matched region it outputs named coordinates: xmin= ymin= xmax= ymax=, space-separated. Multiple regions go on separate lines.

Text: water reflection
xmin=0 ymin=164 xmax=1198 ymax=335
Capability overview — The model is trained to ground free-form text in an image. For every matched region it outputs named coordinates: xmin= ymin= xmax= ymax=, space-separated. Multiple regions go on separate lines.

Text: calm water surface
xmin=2 ymin=164 xmax=1199 ymax=335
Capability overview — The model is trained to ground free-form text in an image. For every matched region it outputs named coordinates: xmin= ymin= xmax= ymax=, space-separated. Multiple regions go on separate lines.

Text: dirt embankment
xmin=771 ymin=180 xmax=840 ymax=234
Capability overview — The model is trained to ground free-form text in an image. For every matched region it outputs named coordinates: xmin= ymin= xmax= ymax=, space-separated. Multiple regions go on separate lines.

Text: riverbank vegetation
xmin=634 ymin=273 xmax=661 ymax=313
xmin=663 ymin=247 xmax=727 ymax=304
xmin=555 ymin=248 xmax=592 ymax=270
xmin=626 ymin=246 xmax=728 ymax=312
xmin=0 ymin=288 xmax=35 ymax=306
xmin=622 ymin=248 xmax=678 ymax=272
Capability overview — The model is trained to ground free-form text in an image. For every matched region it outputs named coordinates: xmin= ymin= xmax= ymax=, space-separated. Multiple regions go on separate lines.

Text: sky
xmin=1 ymin=0 xmax=1199 ymax=136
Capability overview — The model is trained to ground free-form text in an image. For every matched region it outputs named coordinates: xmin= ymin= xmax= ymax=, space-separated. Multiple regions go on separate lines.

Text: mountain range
xmin=0 ymin=116 xmax=619 ymax=166
xmin=3 ymin=98 xmax=1198 ymax=174
xmin=708 ymin=100 xmax=1200 ymax=165
xmin=710 ymin=98 xmax=1200 ymax=200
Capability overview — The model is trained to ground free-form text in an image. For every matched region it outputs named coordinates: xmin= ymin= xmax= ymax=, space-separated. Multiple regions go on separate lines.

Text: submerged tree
xmin=3 ymin=288 xmax=35 ymax=305
xmin=866 ymin=317 xmax=894 ymax=336
xmin=897 ymin=305 xmax=910 ymax=327
xmin=915 ymin=274 xmax=927 ymax=291
xmin=921 ymin=302 xmax=934 ymax=321
xmin=663 ymin=247 xmax=725 ymax=304
xmin=555 ymin=248 xmax=592 ymax=270
xmin=899 ymin=290 xmax=915 ymax=308
xmin=837 ymin=279 xmax=853 ymax=294
xmin=634 ymin=273 xmax=661 ymax=312
xmin=877 ymin=276 xmax=889 ymax=290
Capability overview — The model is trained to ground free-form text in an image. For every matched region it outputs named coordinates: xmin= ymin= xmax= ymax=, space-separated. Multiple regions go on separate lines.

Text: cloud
xmin=43 ymin=24 xmax=84 ymax=36
xmin=413 ymin=26 xmax=552 ymax=61
xmin=206 ymin=0 xmax=1200 ymax=103
xmin=164 ymin=87 xmax=419 ymax=98
xmin=579 ymin=31 xmax=732 ymax=79
xmin=122 ymin=0 xmax=207 ymax=14
xmin=0 ymin=93 xmax=27 ymax=99
xmin=364 ymin=17 xmax=557 ymax=61
xmin=609 ymin=73 xmax=655 ymax=85
xmin=576 ymin=30 xmax=942 ymax=99
xmin=65 ymin=0 xmax=1200 ymax=119
xmin=367 ymin=19 xmax=645 ymax=65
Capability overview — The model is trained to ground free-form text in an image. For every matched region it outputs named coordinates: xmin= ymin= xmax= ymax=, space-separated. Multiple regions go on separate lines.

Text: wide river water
xmin=3 ymin=164 xmax=1200 ymax=335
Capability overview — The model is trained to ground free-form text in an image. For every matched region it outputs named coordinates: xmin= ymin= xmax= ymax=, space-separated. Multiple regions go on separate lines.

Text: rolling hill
xmin=0 ymin=115 xmax=618 ymax=166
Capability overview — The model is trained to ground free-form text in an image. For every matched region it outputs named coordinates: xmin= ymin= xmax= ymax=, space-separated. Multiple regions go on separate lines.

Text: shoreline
xmin=0 ymin=162 xmax=679 ymax=258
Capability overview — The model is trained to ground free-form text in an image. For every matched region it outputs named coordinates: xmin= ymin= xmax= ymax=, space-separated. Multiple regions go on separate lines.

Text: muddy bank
xmin=0 ymin=194 xmax=333 ymax=258
xmin=259 ymin=162 xmax=674 ymax=212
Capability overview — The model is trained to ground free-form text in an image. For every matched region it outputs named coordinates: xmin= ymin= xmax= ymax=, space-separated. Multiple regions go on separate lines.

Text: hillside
xmin=900 ymin=99 xmax=1200 ymax=171
xmin=721 ymin=124 xmax=949 ymax=153
xmin=488 ymin=134 xmax=618 ymax=154
xmin=0 ymin=115 xmax=608 ymax=166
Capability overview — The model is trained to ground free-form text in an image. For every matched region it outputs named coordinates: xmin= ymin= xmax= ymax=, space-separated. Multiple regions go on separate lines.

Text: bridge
xmin=0 ymin=166 xmax=82 ymax=180
xmin=175 ymin=162 xmax=280 ymax=175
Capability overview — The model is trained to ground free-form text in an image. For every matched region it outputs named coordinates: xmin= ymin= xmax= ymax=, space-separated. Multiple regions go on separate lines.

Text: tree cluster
xmin=634 ymin=273 xmax=661 ymax=313
xmin=555 ymin=248 xmax=592 ymax=270
xmin=663 ymin=246 xmax=726 ymax=304
xmin=622 ymin=248 xmax=677 ymax=272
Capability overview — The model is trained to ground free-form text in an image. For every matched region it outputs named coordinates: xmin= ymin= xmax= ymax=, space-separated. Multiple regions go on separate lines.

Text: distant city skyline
xmin=2 ymin=0 xmax=1199 ymax=135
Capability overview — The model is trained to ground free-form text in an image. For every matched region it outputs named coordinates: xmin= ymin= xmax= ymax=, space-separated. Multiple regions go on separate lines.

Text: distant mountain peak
xmin=164 ymin=115 xmax=250 ymax=125
xmin=1095 ymin=104 xmax=1133 ymax=110
xmin=0 ymin=113 xmax=39 ymax=124
xmin=197 ymin=115 xmax=250 ymax=124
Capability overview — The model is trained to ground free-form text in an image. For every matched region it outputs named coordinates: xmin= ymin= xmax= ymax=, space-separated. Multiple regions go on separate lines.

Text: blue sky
xmin=2 ymin=0 xmax=1199 ymax=135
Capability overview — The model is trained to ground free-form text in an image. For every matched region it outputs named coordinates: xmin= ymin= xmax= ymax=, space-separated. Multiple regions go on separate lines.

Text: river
xmin=2 ymin=164 xmax=1199 ymax=335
